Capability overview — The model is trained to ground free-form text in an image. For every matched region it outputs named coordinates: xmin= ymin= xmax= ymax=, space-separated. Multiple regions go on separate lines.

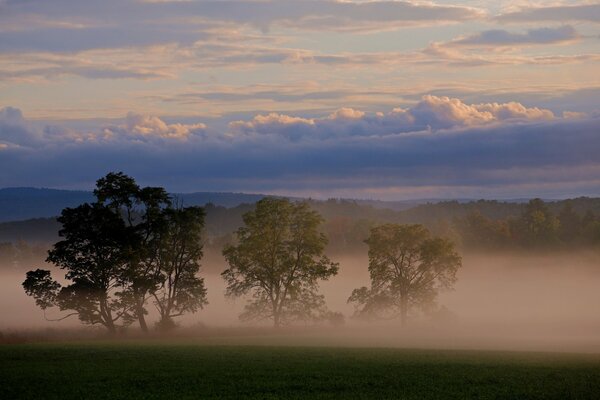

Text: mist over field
xmin=3 ymin=251 xmax=600 ymax=353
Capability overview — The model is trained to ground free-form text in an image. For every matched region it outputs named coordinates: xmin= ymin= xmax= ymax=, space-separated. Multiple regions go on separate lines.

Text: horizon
xmin=0 ymin=185 xmax=594 ymax=204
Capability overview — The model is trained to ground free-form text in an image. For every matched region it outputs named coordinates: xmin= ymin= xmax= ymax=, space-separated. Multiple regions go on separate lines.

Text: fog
xmin=2 ymin=252 xmax=600 ymax=353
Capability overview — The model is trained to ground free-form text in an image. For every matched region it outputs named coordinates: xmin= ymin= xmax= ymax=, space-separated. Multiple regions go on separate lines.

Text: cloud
xmin=102 ymin=112 xmax=208 ymax=140
xmin=168 ymin=86 xmax=363 ymax=104
xmin=449 ymin=26 xmax=580 ymax=47
xmin=1 ymin=97 xmax=599 ymax=199
xmin=0 ymin=64 xmax=172 ymax=82
xmin=0 ymin=1 xmax=484 ymax=51
xmin=0 ymin=25 xmax=213 ymax=53
xmin=229 ymin=96 xmax=555 ymax=139
xmin=0 ymin=107 xmax=208 ymax=147
xmin=1 ymin=113 xmax=599 ymax=199
xmin=496 ymin=3 xmax=600 ymax=23
xmin=0 ymin=106 xmax=41 ymax=146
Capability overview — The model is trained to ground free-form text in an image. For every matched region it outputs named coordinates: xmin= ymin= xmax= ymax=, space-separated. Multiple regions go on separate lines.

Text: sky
xmin=0 ymin=0 xmax=599 ymax=200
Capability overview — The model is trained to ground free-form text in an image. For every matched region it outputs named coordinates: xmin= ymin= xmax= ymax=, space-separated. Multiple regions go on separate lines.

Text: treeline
xmin=0 ymin=241 xmax=46 ymax=269
xmin=318 ymin=198 xmax=600 ymax=252
xmin=2 ymin=195 xmax=600 ymax=267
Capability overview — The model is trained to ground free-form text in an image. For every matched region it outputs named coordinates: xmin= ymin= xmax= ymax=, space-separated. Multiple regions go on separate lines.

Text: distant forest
xmin=2 ymin=196 xmax=600 ymax=270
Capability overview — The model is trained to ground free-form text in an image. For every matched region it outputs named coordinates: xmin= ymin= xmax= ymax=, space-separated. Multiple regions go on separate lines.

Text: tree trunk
xmin=400 ymin=297 xmax=408 ymax=327
xmin=157 ymin=315 xmax=176 ymax=332
xmin=100 ymin=298 xmax=117 ymax=334
xmin=137 ymin=304 xmax=148 ymax=333
xmin=106 ymin=322 xmax=117 ymax=334
xmin=138 ymin=313 xmax=148 ymax=333
xmin=104 ymin=314 xmax=117 ymax=334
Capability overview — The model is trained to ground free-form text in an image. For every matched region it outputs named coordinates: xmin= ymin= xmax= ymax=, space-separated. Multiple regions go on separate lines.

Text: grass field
xmin=2 ymin=342 xmax=600 ymax=399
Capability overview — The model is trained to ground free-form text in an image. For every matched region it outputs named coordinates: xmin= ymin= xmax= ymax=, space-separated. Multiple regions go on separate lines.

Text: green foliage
xmin=6 ymin=196 xmax=600 ymax=256
xmin=457 ymin=211 xmax=511 ymax=250
xmin=513 ymin=198 xmax=560 ymax=246
xmin=349 ymin=224 xmax=461 ymax=325
xmin=222 ymin=198 xmax=338 ymax=327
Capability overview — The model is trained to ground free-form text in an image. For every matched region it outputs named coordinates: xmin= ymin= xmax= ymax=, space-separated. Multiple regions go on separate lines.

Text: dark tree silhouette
xmin=152 ymin=206 xmax=208 ymax=331
xmin=94 ymin=172 xmax=171 ymax=332
xmin=24 ymin=203 xmax=134 ymax=333
xmin=222 ymin=198 xmax=338 ymax=328
xmin=348 ymin=224 xmax=461 ymax=326
xmin=22 ymin=172 xmax=208 ymax=333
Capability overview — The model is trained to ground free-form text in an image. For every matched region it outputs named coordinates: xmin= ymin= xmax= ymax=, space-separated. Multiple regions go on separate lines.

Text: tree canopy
xmin=22 ymin=172 xmax=207 ymax=332
xmin=222 ymin=198 xmax=338 ymax=327
xmin=348 ymin=223 xmax=461 ymax=326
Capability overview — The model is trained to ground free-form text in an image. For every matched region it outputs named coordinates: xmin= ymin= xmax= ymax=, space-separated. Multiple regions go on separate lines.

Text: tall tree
xmin=23 ymin=172 xmax=208 ymax=333
xmin=152 ymin=206 xmax=208 ymax=330
xmin=23 ymin=203 xmax=134 ymax=333
xmin=348 ymin=224 xmax=461 ymax=326
xmin=94 ymin=172 xmax=171 ymax=332
xmin=222 ymin=198 xmax=338 ymax=328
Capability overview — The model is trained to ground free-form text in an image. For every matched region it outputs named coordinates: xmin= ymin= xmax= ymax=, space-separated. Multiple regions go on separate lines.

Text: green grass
xmin=1 ymin=343 xmax=600 ymax=399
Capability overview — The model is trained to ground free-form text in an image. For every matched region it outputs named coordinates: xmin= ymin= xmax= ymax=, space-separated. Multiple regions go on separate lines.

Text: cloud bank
xmin=1 ymin=96 xmax=599 ymax=199
xmin=230 ymin=96 xmax=555 ymax=139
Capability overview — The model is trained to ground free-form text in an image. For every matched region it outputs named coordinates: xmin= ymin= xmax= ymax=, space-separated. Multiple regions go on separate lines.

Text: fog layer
xmin=2 ymin=252 xmax=600 ymax=353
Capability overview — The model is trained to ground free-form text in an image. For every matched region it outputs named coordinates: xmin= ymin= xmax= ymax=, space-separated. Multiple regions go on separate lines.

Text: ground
xmin=2 ymin=342 xmax=600 ymax=399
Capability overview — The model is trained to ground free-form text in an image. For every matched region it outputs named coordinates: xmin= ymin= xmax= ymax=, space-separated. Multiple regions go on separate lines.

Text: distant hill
xmin=0 ymin=188 xmax=94 ymax=223
xmin=0 ymin=187 xmax=444 ymax=223
xmin=0 ymin=187 xmax=268 ymax=223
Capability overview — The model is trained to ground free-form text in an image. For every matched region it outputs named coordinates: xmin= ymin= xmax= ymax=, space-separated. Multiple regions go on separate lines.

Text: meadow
xmin=2 ymin=341 xmax=600 ymax=400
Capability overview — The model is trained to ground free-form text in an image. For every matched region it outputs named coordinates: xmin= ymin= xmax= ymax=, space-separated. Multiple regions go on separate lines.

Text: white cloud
xmin=0 ymin=107 xmax=208 ymax=147
xmin=229 ymin=96 xmax=555 ymax=139
xmin=103 ymin=112 xmax=208 ymax=141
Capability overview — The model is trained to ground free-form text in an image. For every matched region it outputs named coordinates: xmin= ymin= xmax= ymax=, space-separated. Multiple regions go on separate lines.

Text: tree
xmin=514 ymin=198 xmax=560 ymax=247
xmin=23 ymin=172 xmax=208 ymax=333
xmin=457 ymin=210 xmax=511 ymax=249
xmin=348 ymin=224 xmax=461 ymax=326
xmin=94 ymin=172 xmax=171 ymax=332
xmin=222 ymin=198 xmax=338 ymax=328
xmin=558 ymin=201 xmax=582 ymax=245
xmin=152 ymin=206 xmax=208 ymax=331
xmin=23 ymin=203 xmax=134 ymax=333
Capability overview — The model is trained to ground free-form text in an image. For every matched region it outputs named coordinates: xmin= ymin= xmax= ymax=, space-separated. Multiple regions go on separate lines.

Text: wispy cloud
xmin=448 ymin=26 xmax=581 ymax=47
xmin=0 ymin=0 xmax=484 ymax=45
xmin=496 ymin=3 xmax=600 ymax=23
